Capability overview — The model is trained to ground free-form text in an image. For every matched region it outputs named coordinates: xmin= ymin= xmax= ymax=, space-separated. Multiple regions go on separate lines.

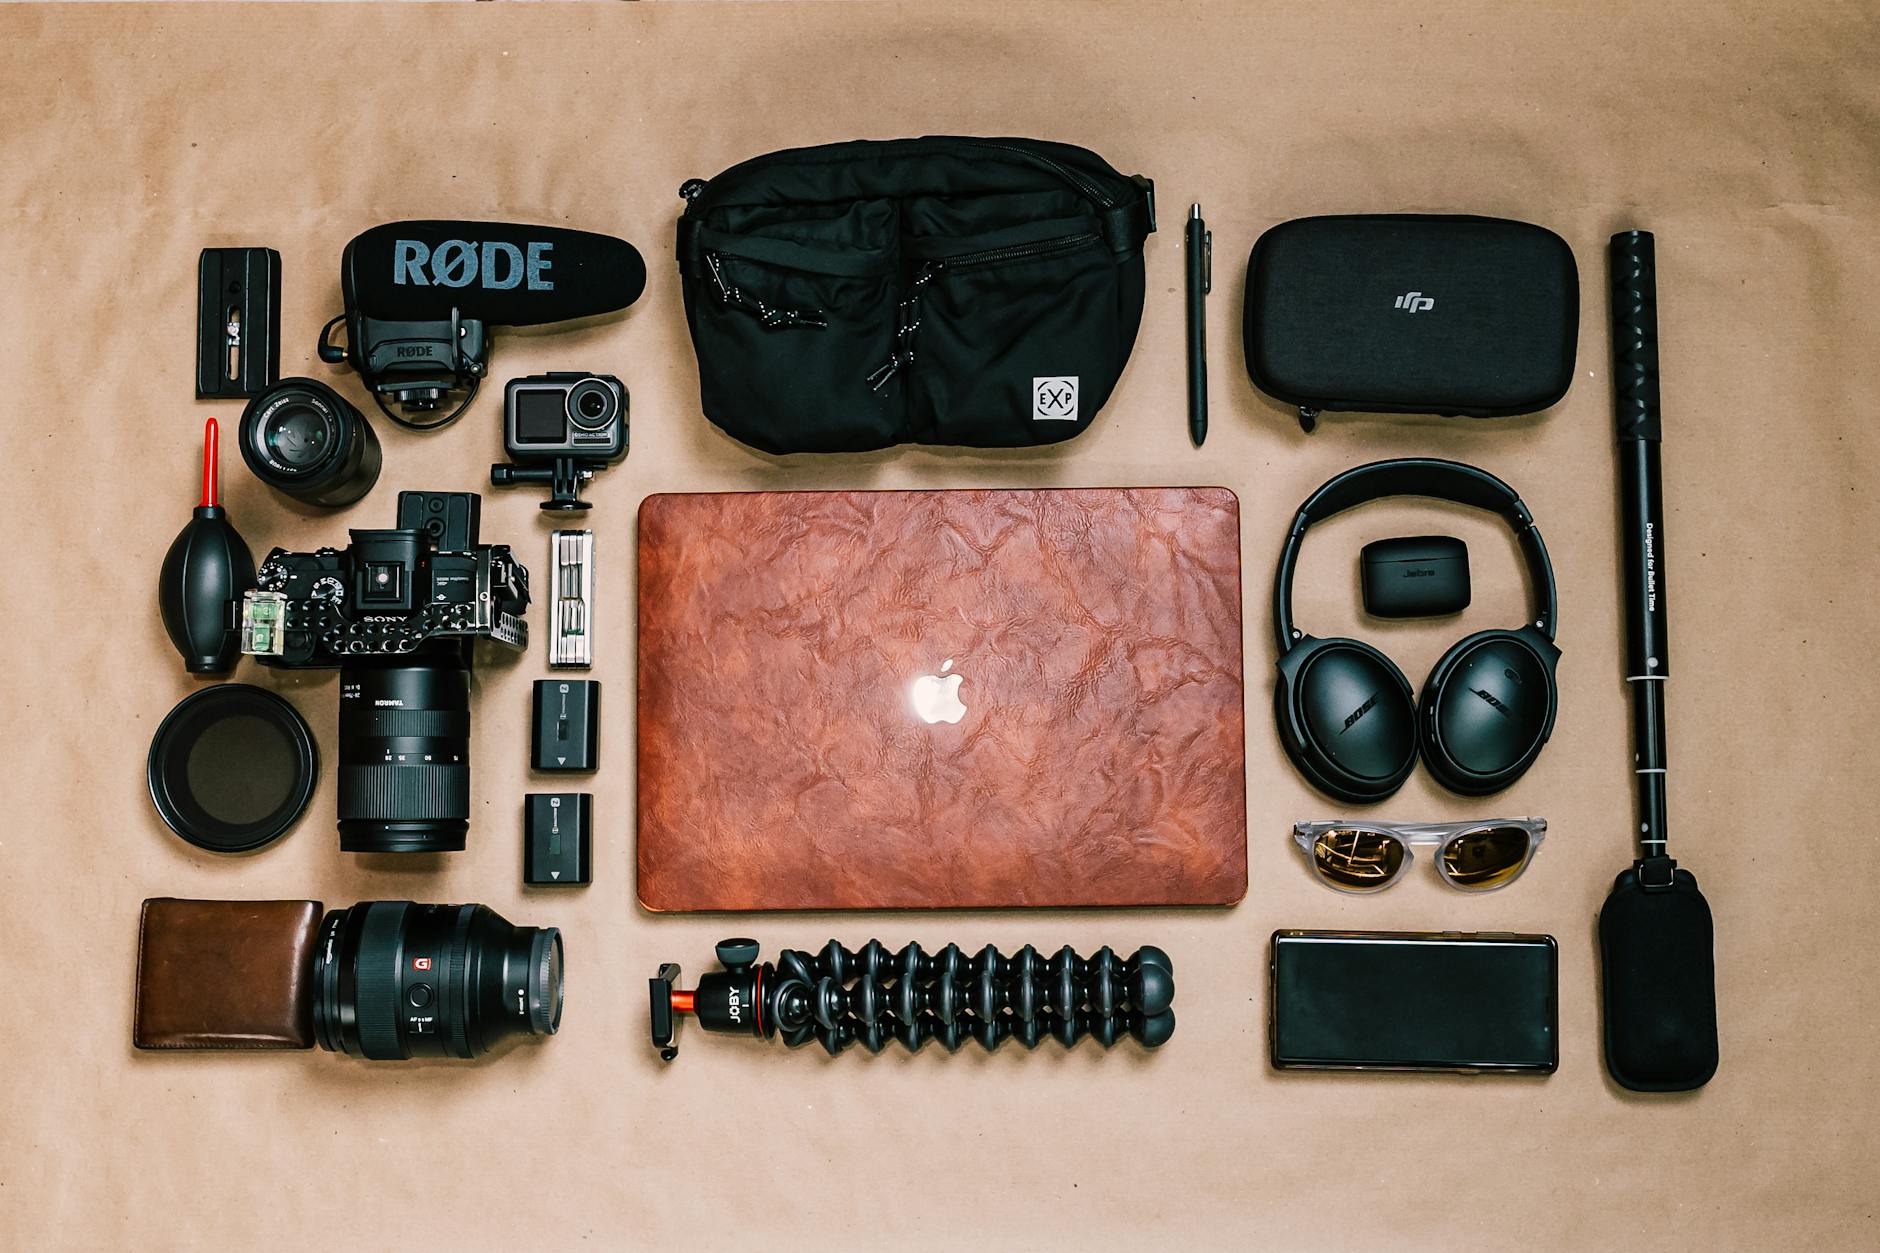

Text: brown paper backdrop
xmin=2 ymin=2 xmax=1876 ymax=1248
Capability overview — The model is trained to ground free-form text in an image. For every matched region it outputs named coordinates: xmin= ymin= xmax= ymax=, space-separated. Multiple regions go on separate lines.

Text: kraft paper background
xmin=2 ymin=2 xmax=1875 ymax=1249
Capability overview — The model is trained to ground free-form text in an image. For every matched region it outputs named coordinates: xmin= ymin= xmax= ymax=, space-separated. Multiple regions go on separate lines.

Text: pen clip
xmin=1203 ymin=230 xmax=1212 ymax=295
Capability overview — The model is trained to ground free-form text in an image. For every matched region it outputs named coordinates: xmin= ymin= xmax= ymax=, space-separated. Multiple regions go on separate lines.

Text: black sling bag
xmin=675 ymin=136 xmax=1155 ymax=454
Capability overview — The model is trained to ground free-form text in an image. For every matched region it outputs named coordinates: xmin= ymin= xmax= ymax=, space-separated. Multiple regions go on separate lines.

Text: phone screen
xmin=1270 ymin=931 xmax=1557 ymax=1073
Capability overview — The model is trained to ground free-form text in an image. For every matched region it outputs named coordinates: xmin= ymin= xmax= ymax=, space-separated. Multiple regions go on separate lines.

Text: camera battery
xmin=525 ymin=793 xmax=591 ymax=886
xmin=532 ymin=679 xmax=599 ymax=771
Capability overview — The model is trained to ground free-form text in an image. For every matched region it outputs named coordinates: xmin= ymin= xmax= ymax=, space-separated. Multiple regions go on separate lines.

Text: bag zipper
xmin=680 ymin=138 xmax=1126 ymax=213
xmin=866 ymin=232 xmax=1100 ymax=390
xmin=929 ymin=231 xmax=1101 ymax=272
xmin=959 ymin=142 xmax=1116 ymax=209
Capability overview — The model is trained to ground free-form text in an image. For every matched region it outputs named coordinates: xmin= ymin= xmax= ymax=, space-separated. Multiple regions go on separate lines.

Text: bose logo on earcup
xmin=393 ymin=239 xmax=555 ymax=291
xmin=1340 ymin=693 xmax=1379 ymax=733
xmin=1472 ymin=687 xmax=1513 ymax=717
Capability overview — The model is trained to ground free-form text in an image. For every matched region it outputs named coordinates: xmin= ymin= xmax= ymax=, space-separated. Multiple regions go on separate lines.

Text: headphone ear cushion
xmin=1419 ymin=629 xmax=1560 ymax=795
xmin=1276 ymin=638 xmax=1418 ymax=804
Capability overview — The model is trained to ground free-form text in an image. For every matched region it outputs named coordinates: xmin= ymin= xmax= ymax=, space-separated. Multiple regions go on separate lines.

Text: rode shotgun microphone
xmin=1599 ymin=231 xmax=1718 ymax=1092
xmin=319 ymin=221 xmax=646 ymax=431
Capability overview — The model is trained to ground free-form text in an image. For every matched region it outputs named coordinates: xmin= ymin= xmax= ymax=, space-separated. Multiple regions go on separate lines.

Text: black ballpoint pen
xmin=1185 ymin=203 xmax=1211 ymax=446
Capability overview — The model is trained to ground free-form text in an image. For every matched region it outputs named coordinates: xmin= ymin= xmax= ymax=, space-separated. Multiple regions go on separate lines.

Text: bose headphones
xmin=1274 ymin=458 xmax=1561 ymax=804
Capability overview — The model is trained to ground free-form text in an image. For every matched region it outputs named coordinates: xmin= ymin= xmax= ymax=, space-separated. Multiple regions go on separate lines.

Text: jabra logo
xmin=1393 ymin=291 xmax=1435 ymax=313
xmin=1403 ymin=568 xmax=1434 ymax=578
xmin=393 ymin=239 xmax=555 ymax=291
xmin=1340 ymin=693 xmax=1380 ymax=733
xmin=1471 ymin=687 xmax=1512 ymax=717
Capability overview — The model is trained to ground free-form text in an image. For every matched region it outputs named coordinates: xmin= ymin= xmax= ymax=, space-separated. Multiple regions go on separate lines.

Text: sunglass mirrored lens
xmin=1441 ymin=827 xmax=1532 ymax=889
xmin=1312 ymin=829 xmax=1405 ymax=890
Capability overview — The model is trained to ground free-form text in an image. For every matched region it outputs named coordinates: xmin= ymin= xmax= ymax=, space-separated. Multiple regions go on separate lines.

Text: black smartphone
xmin=1270 ymin=930 xmax=1558 ymax=1073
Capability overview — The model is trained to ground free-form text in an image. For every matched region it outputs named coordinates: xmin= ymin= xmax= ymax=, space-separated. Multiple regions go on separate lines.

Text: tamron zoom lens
xmin=239 ymin=377 xmax=382 ymax=507
xmin=337 ymin=656 xmax=471 ymax=853
xmin=312 ymin=902 xmax=564 ymax=1060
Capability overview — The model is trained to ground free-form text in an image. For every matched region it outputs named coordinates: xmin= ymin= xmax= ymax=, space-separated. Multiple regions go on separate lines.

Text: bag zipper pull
xmin=706 ymin=252 xmax=828 ymax=330
xmin=679 ymin=179 xmax=707 ymax=202
xmin=867 ymin=261 xmax=941 ymax=392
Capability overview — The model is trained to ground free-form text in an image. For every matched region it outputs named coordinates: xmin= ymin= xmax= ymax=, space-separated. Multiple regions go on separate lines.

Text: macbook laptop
xmin=636 ymin=487 xmax=1246 ymax=910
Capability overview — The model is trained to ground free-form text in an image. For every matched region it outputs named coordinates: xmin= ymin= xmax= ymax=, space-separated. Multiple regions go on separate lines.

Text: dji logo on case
xmin=1393 ymin=291 xmax=1436 ymax=313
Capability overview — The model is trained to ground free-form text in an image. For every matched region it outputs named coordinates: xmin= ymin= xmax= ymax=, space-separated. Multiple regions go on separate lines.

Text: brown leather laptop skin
xmin=134 ymin=898 xmax=321 ymax=1050
xmin=637 ymin=487 xmax=1246 ymax=910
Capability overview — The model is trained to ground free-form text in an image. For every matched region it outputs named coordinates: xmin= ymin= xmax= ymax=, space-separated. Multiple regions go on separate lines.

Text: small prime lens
xmin=240 ymin=377 xmax=382 ymax=507
xmin=312 ymin=902 xmax=564 ymax=1060
xmin=337 ymin=657 xmax=470 ymax=853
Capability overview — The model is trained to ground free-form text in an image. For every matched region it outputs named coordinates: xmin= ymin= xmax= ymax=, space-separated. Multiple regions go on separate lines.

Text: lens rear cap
xmin=147 ymin=684 xmax=318 ymax=853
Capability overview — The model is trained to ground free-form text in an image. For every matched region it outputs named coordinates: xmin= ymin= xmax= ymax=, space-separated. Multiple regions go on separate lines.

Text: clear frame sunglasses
xmin=1291 ymin=818 xmax=1548 ymax=893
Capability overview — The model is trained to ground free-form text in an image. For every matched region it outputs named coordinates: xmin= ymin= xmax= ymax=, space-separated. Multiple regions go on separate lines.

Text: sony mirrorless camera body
xmin=240 ymin=490 xmax=528 ymax=668
xmin=490 ymin=372 xmax=629 ymax=510
xmin=237 ymin=491 xmax=528 ymax=855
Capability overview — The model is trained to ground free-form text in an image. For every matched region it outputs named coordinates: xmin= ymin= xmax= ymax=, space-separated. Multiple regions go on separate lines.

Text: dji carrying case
xmin=1244 ymin=214 xmax=1578 ymax=431
xmin=675 ymin=136 xmax=1156 ymax=454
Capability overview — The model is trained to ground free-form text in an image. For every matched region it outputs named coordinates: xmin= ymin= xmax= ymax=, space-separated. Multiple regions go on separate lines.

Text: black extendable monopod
xmin=1598 ymin=231 xmax=1719 ymax=1092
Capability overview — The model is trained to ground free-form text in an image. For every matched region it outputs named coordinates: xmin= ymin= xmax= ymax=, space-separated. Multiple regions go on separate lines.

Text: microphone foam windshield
xmin=341 ymin=220 xmax=646 ymax=327
xmin=1599 ymin=861 xmax=1719 ymax=1092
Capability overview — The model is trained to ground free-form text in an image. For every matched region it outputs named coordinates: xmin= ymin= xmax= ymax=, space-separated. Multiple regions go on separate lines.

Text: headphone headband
xmin=1274 ymin=458 xmax=1559 ymax=651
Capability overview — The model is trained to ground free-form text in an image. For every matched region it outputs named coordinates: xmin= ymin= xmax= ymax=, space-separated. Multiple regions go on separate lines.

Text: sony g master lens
xmin=311 ymin=902 xmax=564 ymax=1060
xmin=239 ymin=377 xmax=382 ymax=507
xmin=336 ymin=657 xmax=470 ymax=854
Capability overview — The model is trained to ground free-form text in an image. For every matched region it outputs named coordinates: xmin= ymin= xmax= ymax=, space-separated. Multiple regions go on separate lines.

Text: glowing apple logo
xmin=910 ymin=659 xmax=967 ymax=725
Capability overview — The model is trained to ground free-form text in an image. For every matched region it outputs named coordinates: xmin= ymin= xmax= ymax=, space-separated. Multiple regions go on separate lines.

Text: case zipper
xmin=865 ymin=232 xmax=1100 ymax=390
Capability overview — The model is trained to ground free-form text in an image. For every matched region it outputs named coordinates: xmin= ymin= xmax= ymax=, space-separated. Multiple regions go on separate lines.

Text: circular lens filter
xmin=147 ymin=684 xmax=318 ymax=853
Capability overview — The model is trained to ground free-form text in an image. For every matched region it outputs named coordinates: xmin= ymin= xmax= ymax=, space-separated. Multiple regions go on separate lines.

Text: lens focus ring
xmin=353 ymin=903 xmax=409 ymax=1061
xmin=338 ymin=762 xmax=469 ymax=820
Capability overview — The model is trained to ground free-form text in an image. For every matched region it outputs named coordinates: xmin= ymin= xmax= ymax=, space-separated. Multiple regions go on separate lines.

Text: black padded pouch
xmin=1599 ymin=859 xmax=1720 ymax=1092
xmin=1243 ymin=215 xmax=1578 ymax=431
xmin=675 ymin=136 xmax=1155 ymax=454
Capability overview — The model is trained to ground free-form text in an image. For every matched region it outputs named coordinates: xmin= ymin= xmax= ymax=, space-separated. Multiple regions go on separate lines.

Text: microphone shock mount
xmin=650 ymin=938 xmax=1175 ymax=1061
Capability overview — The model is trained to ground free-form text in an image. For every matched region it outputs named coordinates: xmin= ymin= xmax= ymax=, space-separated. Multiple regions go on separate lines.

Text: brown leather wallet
xmin=134 ymin=898 xmax=322 ymax=1050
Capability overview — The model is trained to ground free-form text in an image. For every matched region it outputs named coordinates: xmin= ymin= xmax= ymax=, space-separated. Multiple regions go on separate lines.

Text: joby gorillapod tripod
xmin=650 ymin=938 xmax=1175 ymax=1061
